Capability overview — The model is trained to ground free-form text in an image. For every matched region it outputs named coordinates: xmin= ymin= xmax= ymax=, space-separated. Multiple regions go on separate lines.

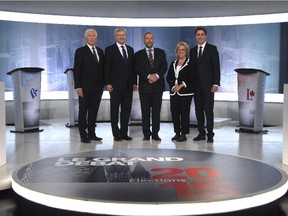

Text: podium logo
xmin=30 ymin=88 xmax=38 ymax=99
xmin=246 ymin=88 xmax=255 ymax=100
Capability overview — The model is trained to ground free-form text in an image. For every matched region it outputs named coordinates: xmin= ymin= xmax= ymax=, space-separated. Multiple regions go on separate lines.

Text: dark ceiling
xmin=0 ymin=1 xmax=288 ymax=18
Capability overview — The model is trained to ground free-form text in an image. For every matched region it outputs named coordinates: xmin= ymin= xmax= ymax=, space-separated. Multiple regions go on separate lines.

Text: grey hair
xmin=114 ymin=27 xmax=127 ymax=36
xmin=85 ymin=29 xmax=97 ymax=37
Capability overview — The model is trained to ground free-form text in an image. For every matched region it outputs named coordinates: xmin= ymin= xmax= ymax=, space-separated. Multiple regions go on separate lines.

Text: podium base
xmin=65 ymin=123 xmax=78 ymax=128
xmin=10 ymin=128 xmax=44 ymax=133
xmin=235 ymin=128 xmax=268 ymax=134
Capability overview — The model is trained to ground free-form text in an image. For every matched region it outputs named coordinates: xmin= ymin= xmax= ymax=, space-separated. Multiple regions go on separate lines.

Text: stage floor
xmin=1 ymin=120 xmax=288 ymax=215
xmin=12 ymin=149 xmax=288 ymax=215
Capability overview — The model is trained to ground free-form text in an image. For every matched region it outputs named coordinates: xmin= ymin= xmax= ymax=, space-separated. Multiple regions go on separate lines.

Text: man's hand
xmin=76 ymin=88 xmax=83 ymax=97
xmin=106 ymin=85 xmax=113 ymax=92
xmin=211 ymin=85 xmax=218 ymax=93
xmin=133 ymin=84 xmax=138 ymax=91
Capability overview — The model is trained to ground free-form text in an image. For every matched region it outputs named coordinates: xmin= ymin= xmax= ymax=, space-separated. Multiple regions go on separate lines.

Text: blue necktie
xmin=121 ymin=45 xmax=128 ymax=64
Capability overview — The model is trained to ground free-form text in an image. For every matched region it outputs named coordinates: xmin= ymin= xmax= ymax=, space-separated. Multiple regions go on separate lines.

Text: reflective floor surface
xmin=1 ymin=119 xmax=288 ymax=215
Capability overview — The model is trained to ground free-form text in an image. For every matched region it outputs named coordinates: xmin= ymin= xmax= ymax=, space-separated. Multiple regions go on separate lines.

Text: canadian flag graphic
xmin=246 ymin=88 xmax=255 ymax=100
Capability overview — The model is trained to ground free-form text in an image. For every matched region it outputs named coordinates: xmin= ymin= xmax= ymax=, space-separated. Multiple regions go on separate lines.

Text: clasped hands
xmin=173 ymin=83 xmax=185 ymax=92
xmin=148 ymin=73 xmax=159 ymax=84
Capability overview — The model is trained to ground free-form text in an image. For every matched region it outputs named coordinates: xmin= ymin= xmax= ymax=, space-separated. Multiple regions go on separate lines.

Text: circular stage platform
xmin=12 ymin=149 xmax=288 ymax=216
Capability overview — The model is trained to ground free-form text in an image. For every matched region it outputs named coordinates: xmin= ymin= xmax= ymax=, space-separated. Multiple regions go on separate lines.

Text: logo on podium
xmin=246 ymin=88 xmax=255 ymax=100
xmin=30 ymin=88 xmax=38 ymax=99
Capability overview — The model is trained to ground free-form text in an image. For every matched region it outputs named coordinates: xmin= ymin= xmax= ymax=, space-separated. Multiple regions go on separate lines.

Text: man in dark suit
xmin=73 ymin=29 xmax=104 ymax=143
xmin=104 ymin=27 xmax=137 ymax=141
xmin=189 ymin=27 xmax=221 ymax=143
xmin=135 ymin=32 xmax=167 ymax=141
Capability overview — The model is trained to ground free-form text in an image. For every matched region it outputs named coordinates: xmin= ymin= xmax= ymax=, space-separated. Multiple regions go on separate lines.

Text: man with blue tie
xmin=135 ymin=32 xmax=168 ymax=141
xmin=73 ymin=29 xmax=104 ymax=143
xmin=104 ymin=27 xmax=137 ymax=141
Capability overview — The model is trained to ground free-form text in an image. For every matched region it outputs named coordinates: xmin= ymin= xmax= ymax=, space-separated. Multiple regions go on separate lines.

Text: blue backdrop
xmin=0 ymin=21 xmax=281 ymax=93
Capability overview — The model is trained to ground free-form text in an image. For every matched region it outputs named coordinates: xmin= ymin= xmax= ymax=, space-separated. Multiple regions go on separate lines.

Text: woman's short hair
xmin=175 ymin=41 xmax=190 ymax=57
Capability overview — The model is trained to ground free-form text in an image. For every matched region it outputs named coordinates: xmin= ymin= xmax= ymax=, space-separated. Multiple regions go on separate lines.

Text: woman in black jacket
xmin=166 ymin=41 xmax=196 ymax=142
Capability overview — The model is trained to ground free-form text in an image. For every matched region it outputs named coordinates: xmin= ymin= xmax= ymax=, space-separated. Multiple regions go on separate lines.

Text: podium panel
xmin=7 ymin=67 xmax=44 ymax=132
xmin=64 ymin=68 xmax=78 ymax=127
xmin=0 ymin=82 xmax=6 ymax=166
xmin=235 ymin=68 xmax=270 ymax=133
xmin=283 ymin=84 xmax=288 ymax=165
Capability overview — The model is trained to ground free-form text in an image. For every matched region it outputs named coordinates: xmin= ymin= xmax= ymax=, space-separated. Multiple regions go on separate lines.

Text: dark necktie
xmin=148 ymin=49 xmax=153 ymax=67
xmin=198 ymin=46 xmax=203 ymax=59
xmin=92 ymin=47 xmax=98 ymax=62
xmin=121 ymin=45 xmax=128 ymax=64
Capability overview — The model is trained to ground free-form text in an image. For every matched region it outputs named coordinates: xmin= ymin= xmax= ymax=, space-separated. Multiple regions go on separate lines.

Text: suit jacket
xmin=104 ymin=43 xmax=136 ymax=91
xmin=73 ymin=45 xmax=104 ymax=92
xmin=134 ymin=48 xmax=167 ymax=94
xmin=166 ymin=58 xmax=196 ymax=96
xmin=190 ymin=43 xmax=220 ymax=91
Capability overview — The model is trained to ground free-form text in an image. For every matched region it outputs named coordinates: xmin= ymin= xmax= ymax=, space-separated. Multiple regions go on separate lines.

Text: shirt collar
xmin=198 ymin=42 xmax=206 ymax=49
xmin=87 ymin=44 xmax=95 ymax=50
xmin=146 ymin=47 xmax=154 ymax=52
xmin=116 ymin=42 xmax=126 ymax=48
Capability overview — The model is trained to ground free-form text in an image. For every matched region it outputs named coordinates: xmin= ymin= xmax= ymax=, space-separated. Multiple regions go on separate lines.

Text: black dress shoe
xmin=89 ymin=136 xmax=103 ymax=141
xmin=177 ymin=134 xmax=187 ymax=142
xmin=152 ymin=135 xmax=161 ymax=141
xmin=121 ymin=135 xmax=133 ymax=141
xmin=143 ymin=136 xmax=150 ymax=141
xmin=81 ymin=137 xmax=91 ymax=143
xmin=171 ymin=134 xmax=180 ymax=141
xmin=207 ymin=138 xmax=214 ymax=143
xmin=114 ymin=136 xmax=122 ymax=141
xmin=193 ymin=134 xmax=206 ymax=141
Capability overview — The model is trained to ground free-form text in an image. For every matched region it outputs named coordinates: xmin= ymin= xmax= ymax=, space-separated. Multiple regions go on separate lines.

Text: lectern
xmin=64 ymin=68 xmax=78 ymax=127
xmin=7 ymin=67 xmax=44 ymax=132
xmin=235 ymin=68 xmax=270 ymax=133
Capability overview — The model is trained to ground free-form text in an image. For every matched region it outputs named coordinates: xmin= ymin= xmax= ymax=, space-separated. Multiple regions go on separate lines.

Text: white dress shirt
xmin=87 ymin=44 xmax=99 ymax=61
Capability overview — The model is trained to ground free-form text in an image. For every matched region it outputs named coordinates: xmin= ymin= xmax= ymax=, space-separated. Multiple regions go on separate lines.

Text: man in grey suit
xmin=104 ymin=27 xmax=137 ymax=141
xmin=73 ymin=29 xmax=104 ymax=143
xmin=189 ymin=27 xmax=221 ymax=143
xmin=135 ymin=32 xmax=167 ymax=141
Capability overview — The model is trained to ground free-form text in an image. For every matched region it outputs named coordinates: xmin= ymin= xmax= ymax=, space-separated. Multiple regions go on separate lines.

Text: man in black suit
xmin=73 ymin=29 xmax=104 ymax=143
xmin=104 ymin=27 xmax=137 ymax=141
xmin=189 ymin=27 xmax=221 ymax=143
xmin=135 ymin=32 xmax=167 ymax=141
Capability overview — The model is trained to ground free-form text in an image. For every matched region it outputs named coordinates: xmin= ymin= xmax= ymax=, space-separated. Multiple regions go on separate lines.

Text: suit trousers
xmin=78 ymin=90 xmax=103 ymax=138
xmin=110 ymin=90 xmax=133 ymax=137
xmin=170 ymin=94 xmax=193 ymax=135
xmin=139 ymin=92 xmax=163 ymax=137
xmin=194 ymin=89 xmax=215 ymax=137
